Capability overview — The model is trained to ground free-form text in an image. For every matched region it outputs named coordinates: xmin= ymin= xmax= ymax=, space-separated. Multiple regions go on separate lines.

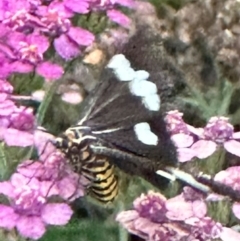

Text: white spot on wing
xmin=129 ymin=79 xmax=157 ymax=97
xmin=107 ymin=54 xmax=135 ymax=81
xmin=107 ymin=54 xmax=161 ymax=111
xmin=143 ymin=94 xmax=161 ymax=111
xmin=114 ymin=67 xmax=135 ymax=81
xmin=134 ymin=122 xmax=158 ymax=145
xmin=107 ymin=54 xmax=130 ymax=69
xmin=134 ymin=70 xmax=149 ymax=81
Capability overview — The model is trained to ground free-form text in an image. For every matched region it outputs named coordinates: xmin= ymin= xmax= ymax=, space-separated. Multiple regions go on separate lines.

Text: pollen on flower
xmin=19 ymin=43 xmax=41 ymax=63
xmin=203 ymin=116 xmax=234 ymax=143
xmin=165 ymin=110 xmax=189 ymax=134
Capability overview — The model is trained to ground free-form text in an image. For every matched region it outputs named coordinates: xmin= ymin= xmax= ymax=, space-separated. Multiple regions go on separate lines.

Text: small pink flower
xmin=117 ymin=188 xmax=223 ymax=241
xmin=63 ymin=0 xmax=90 ymax=14
xmin=0 ymin=79 xmax=13 ymax=94
xmin=0 ymin=205 xmax=19 ymax=230
xmin=2 ymin=128 xmax=34 ymax=147
xmin=10 ymin=106 xmax=34 ymax=131
xmin=166 ymin=187 xmax=207 ymax=221
xmin=0 ymin=25 xmax=63 ymax=79
xmin=107 ymin=9 xmax=131 ymax=27
xmin=165 ymin=110 xmax=202 ymax=162
xmin=16 ymin=216 xmax=46 ymax=240
xmin=166 ymin=111 xmax=240 ymax=162
xmin=89 ymin=0 xmax=135 ymax=28
xmin=36 ymin=61 xmax=64 ymax=81
xmin=0 ymin=173 xmax=73 ymax=240
xmin=41 ymin=203 xmax=73 ymax=225
xmin=133 ymin=191 xmax=167 ymax=223
xmin=0 ymin=151 xmax=86 ymax=239
xmin=193 ymin=117 xmax=240 ymax=158
xmin=220 ymin=227 xmax=240 ymax=241
xmin=53 ymin=27 xmax=95 ymax=60
xmin=0 ymin=94 xmax=35 ymax=147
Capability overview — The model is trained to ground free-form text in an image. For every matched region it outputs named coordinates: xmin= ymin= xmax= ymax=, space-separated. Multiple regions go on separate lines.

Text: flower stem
xmin=117 ymin=200 xmax=128 ymax=241
xmin=0 ymin=143 xmax=7 ymax=180
xmin=36 ymin=81 xmax=59 ymax=126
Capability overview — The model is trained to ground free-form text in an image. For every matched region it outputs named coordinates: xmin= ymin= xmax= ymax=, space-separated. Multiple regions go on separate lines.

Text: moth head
xmin=53 ymin=136 xmax=71 ymax=153
xmin=53 ymin=128 xmax=79 ymax=152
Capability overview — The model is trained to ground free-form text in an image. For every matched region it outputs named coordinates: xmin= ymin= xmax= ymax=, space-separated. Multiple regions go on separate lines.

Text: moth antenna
xmin=158 ymin=167 xmax=240 ymax=202
xmin=160 ymin=167 xmax=211 ymax=193
xmin=197 ymin=174 xmax=240 ymax=202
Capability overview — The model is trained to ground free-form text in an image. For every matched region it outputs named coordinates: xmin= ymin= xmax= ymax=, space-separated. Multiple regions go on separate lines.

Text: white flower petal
xmin=220 ymin=227 xmax=240 ymax=241
xmin=233 ymin=132 xmax=240 ymax=139
xmin=224 ymin=140 xmax=240 ymax=157
xmin=177 ymin=148 xmax=196 ymax=162
xmin=192 ymin=140 xmax=217 ymax=159
xmin=171 ymin=133 xmax=194 ymax=148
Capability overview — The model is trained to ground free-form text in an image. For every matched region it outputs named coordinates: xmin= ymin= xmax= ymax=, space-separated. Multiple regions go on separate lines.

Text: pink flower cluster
xmin=0 ymin=0 xmax=135 ymax=80
xmin=0 ymin=125 xmax=90 ymax=240
xmin=0 ymin=79 xmax=35 ymax=146
xmin=0 ymin=149 xmax=87 ymax=240
xmin=165 ymin=110 xmax=240 ymax=162
xmin=116 ymin=187 xmax=240 ymax=241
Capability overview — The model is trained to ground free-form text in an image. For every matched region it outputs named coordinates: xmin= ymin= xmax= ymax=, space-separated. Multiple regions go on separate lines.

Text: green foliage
xmin=76 ymin=12 xmax=108 ymax=35
xmin=150 ymin=0 xmax=188 ymax=11
xmin=39 ymin=218 xmax=118 ymax=241
xmin=10 ymin=73 xmax=44 ymax=95
xmin=0 ymin=144 xmax=33 ymax=180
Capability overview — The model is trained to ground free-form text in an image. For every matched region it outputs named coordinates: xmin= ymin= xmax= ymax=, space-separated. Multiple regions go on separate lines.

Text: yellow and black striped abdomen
xmin=54 ymin=128 xmax=118 ymax=203
xmin=82 ymin=155 xmax=118 ymax=203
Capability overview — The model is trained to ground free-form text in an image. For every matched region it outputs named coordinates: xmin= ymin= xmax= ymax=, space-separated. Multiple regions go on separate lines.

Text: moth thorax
xmin=54 ymin=127 xmax=91 ymax=159
xmin=64 ymin=128 xmax=83 ymax=143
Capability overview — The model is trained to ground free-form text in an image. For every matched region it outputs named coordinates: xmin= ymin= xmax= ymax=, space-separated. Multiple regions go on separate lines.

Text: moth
xmin=52 ymin=52 xmax=240 ymax=204
xmin=53 ymin=54 xmax=178 ymax=202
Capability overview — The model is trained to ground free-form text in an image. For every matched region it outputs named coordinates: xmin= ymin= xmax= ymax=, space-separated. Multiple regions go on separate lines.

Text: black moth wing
xmin=76 ymin=57 xmax=178 ymax=188
xmin=122 ymin=28 xmax=187 ymax=114
xmin=90 ymin=111 xmax=176 ymax=169
xmin=78 ymin=69 xmax=155 ymax=130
